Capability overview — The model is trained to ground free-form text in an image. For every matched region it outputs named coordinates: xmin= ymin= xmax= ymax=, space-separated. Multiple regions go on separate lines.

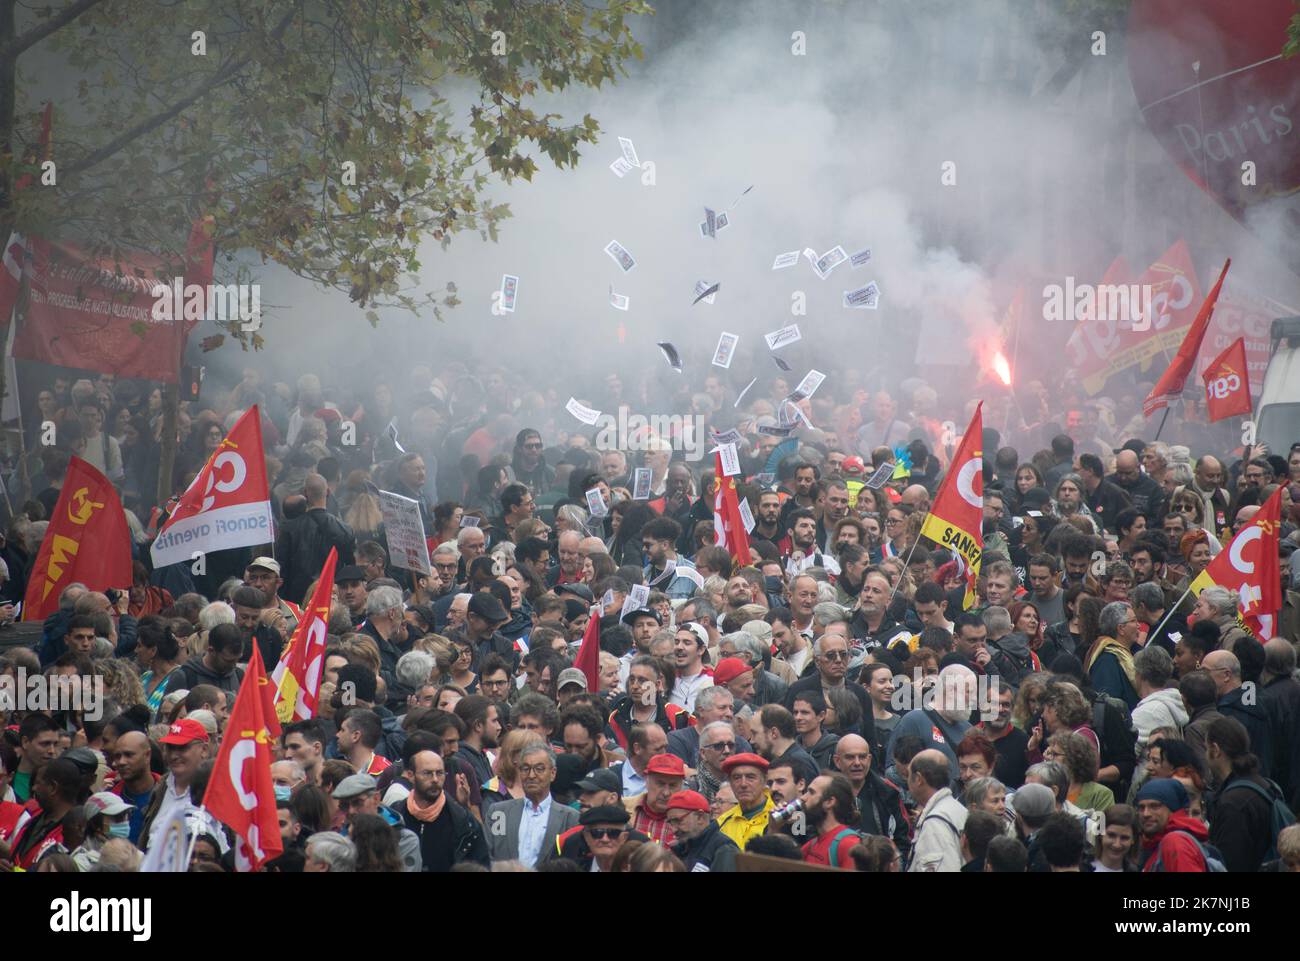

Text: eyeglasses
xmin=703 ymin=741 xmax=736 ymax=751
xmin=523 ymin=442 xmax=544 ymax=450
xmin=520 ymin=763 xmax=551 ymax=776
xmin=586 ymin=827 xmax=625 ymax=840
xmin=820 ymin=650 xmax=850 ymax=662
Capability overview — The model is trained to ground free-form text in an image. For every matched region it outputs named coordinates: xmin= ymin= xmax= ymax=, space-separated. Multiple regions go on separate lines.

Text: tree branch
xmin=0 ymin=0 xmax=107 ymax=66
xmin=62 ymin=4 xmax=299 ymax=178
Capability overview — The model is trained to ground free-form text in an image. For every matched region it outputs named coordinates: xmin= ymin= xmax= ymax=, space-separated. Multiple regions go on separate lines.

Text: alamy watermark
xmin=151 ymin=277 xmax=262 ymax=331
xmin=1 ymin=668 xmax=104 ymax=721
xmin=592 ymin=409 xmax=708 ymax=462
xmin=1043 ymin=277 xmax=1154 ymax=329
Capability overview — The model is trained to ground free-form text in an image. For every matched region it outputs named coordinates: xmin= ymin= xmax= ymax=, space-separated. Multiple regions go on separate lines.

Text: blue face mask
xmin=274 ymin=785 xmax=291 ymax=802
xmin=108 ymin=821 xmax=132 ymax=839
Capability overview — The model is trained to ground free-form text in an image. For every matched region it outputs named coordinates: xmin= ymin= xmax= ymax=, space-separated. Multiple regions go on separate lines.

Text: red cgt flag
xmin=204 ymin=643 xmax=284 ymax=871
xmin=272 ymin=547 xmax=337 ymax=723
xmin=1201 ymin=336 xmax=1253 ymax=423
xmin=1144 ymin=258 xmax=1231 ymax=417
xmin=712 ymin=451 xmax=752 ymax=567
xmin=23 ymin=457 xmax=132 ymax=621
xmin=1190 ymin=485 xmax=1283 ymax=640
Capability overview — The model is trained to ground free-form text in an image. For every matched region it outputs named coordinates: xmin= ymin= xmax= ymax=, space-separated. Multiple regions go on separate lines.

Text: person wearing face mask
xmin=271 ymin=760 xmax=308 ymax=803
xmin=71 ymin=793 xmax=135 ymax=871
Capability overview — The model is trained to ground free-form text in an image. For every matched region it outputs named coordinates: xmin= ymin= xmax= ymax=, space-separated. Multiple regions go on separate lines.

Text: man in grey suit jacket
xmin=485 ymin=743 xmax=578 ymax=867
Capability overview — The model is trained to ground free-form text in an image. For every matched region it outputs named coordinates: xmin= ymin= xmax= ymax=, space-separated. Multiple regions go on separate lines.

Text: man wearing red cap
xmin=717 ymin=753 xmax=774 ymax=850
xmin=623 ymin=753 xmax=685 ymax=844
xmin=667 ymin=790 xmax=738 ymax=872
xmin=139 ymin=718 xmax=210 ymax=851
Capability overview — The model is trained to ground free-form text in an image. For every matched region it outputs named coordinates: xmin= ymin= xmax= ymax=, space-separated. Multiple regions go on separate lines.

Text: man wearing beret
xmin=559 ymin=804 xmax=648 ymax=872
xmin=624 ymin=753 xmax=685 ymax=844
xmin=667 ymin=790 xmax=738 ymax=872
xmin=716 ymin=753 xmax=774 ymax=850
xmin=1136 ymin=778 xmax=1213 ymax=872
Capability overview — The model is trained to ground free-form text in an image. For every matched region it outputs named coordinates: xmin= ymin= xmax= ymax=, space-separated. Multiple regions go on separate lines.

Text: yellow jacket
xmin=717 ymin=795 xmax=775 ymax=850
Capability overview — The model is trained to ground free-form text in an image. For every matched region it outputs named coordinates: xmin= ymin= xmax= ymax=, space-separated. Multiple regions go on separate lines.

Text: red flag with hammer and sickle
xmin=23 ymin=456 xmax=132 ymax=621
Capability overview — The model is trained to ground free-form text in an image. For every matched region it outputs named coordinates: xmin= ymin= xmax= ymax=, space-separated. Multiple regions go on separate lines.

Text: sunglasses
xmin=820 ymin=650 xmax=850 ymax=661
xmin=523 ymin=442 xmax=544 ymax=450
xmin=586 ymin=827 xmax=625 ymax=840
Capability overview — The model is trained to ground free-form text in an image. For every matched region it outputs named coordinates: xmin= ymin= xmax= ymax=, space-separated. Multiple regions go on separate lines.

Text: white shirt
xmin=517 ymin=794 xmax=552 ymax=868
xmin=670 ymin=671 xmax=714 ymax=713
xmin=147 ymin=774 xmax=195 ymax=850
xmin=786 ymin=645 xmax=812 ymax=678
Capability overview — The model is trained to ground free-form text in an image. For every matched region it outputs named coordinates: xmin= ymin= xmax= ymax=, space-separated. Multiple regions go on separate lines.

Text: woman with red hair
xmin=1008 ymin=600 xmax=1045 ymax=653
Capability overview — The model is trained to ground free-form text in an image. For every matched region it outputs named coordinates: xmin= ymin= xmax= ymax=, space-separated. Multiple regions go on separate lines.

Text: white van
xmin=1254 ymin=318 xmax=1300 ymax=456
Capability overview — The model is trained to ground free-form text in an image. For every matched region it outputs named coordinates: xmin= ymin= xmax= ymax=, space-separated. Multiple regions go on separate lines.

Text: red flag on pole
xmin=23 ymin=457 xmax=132 ymax=621
xmin=204 ymin=643 xmax=284 ymax=871
xmin=1190 ymin=485 xmax=1283 ymax=640
xmin=573 ymin=604 xmax=601 ymax=691
xmin=1201 ymin=336 xmax=1253 ymax=423
xmin=920 ymin=403 xmax=984 ymax=610
xmin=272 ymin=548 xmax=337 ymax=723
xmin=713 ymin=451 xmax=752 ymax=567
xmin=1143 ymin=258 xmax=1231 ymax=417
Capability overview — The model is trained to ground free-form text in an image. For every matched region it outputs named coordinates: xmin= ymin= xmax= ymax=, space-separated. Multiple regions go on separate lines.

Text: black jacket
xmin=673 ymin=820 xmax=739 ymax=872
xmin=1218 ymin=687 xmax=1273 ymax=779
xmin=1084 ymin=480 xmax=1133 ymax=533
xmin=275 ymin=508 xmax=357 ymax=605
xmin=1260 ymin=675 xmax=1300 ymax=808
xmin=393 ymin=795 xmax=489 ymax=871
xmin=1106 ymin=471 xmax=1165 ymax=526
xmin=1207 ymin=774 xmax=1280 ymax=873
xmin=853 ymin=770 xmax=911 ymax=861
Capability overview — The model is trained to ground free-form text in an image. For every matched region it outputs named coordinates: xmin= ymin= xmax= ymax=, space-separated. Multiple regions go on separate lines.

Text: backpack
xmin=1221 ymin=778 xmax=1297 ymax=862
xmin=1149 ymin=830 xmax=1228 ymax=873
xmin=827 ymin=827 xmax=863 ymax=868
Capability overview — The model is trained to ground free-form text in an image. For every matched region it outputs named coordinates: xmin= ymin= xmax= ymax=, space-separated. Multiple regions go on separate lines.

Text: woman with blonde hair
xmin=345 ymin=490 xmax=385 ymax=543
xmin=479 ymin=729 xmax=546 ymax=815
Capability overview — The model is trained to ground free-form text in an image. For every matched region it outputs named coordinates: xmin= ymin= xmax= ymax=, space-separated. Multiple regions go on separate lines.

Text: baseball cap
xmin=713 ymin=657 xmax=751 ymax=687
xmin=645 ymin=753 xmax=686 ymax=778
xmin=665 ymin=790 xmax=710 ymax=814
xmin=332 ymin=773 xmax=379 ymax=800
xmin=721 ymin=752 xmax=769 ymax=775
xmin=160 ymin=718 xmax=210 ymax=746
xmin=247 ymin=556 xmax=281 ymax=575
xmin=620 ymin=607 xmax=660 ymax=626
xmin=555 ymin=583 xmax=595 ymax=604
xmin=574 ymin=768 xmax=621 ymax=795
xmin=682 ymin=623 xmax=709 ymax=648
xmin=580 ymin=804 xmax=631 ymax=827
xmin=556 ymin=668 xmax=588 ymax=691
xmin=336 ymin=564 xmax=367 ymax=583
xmin=84 ymin=792 xmax=130 ymax=819
xmin=187 ymin=709 xmax=219 ymax=739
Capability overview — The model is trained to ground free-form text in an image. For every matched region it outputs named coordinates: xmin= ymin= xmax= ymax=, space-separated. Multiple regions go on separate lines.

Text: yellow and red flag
xmin=205 ymin=643 xmax=284 ymax=871
xmin=272 ymin=547 xmax=337 ymax=724
xmin=1190 ymin=485 xmax=1283 ymax=640
xmin=920 ymin=403 xmax=984 ymax=610
xmin=23 ymin=456 xmax=132 ymax=621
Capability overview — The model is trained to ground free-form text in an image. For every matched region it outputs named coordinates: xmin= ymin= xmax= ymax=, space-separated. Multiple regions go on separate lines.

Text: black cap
xmin=468 ymin=592 xmax=509 ymax=623
xmin=552 ymin=752 xmax=590 ymax=795
xmin=620 ymin=607 xmax=660 ymax=626
xmin=574 ymin=767 xmax=621 ymax=795
xmin=336 ymin=565 xmax=367 ymax=583
xmin=579 ymin=804 xmax=631 ymax=827
xmin=62 ymin=747 xmax=99 ymax=776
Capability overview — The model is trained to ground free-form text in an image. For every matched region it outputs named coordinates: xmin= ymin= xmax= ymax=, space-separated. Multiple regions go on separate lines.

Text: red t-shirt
xmin=801 ymin=827 xmax=861 ymax=869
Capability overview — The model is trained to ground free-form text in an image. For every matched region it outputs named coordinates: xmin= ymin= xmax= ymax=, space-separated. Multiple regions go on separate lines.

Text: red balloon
xmin=1128 ymin=0 xmax=1300 ymax=270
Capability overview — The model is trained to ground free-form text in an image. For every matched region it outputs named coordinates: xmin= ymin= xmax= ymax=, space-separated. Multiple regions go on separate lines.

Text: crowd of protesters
xmin=1 ymin=358 xmax=1299 ymax=873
